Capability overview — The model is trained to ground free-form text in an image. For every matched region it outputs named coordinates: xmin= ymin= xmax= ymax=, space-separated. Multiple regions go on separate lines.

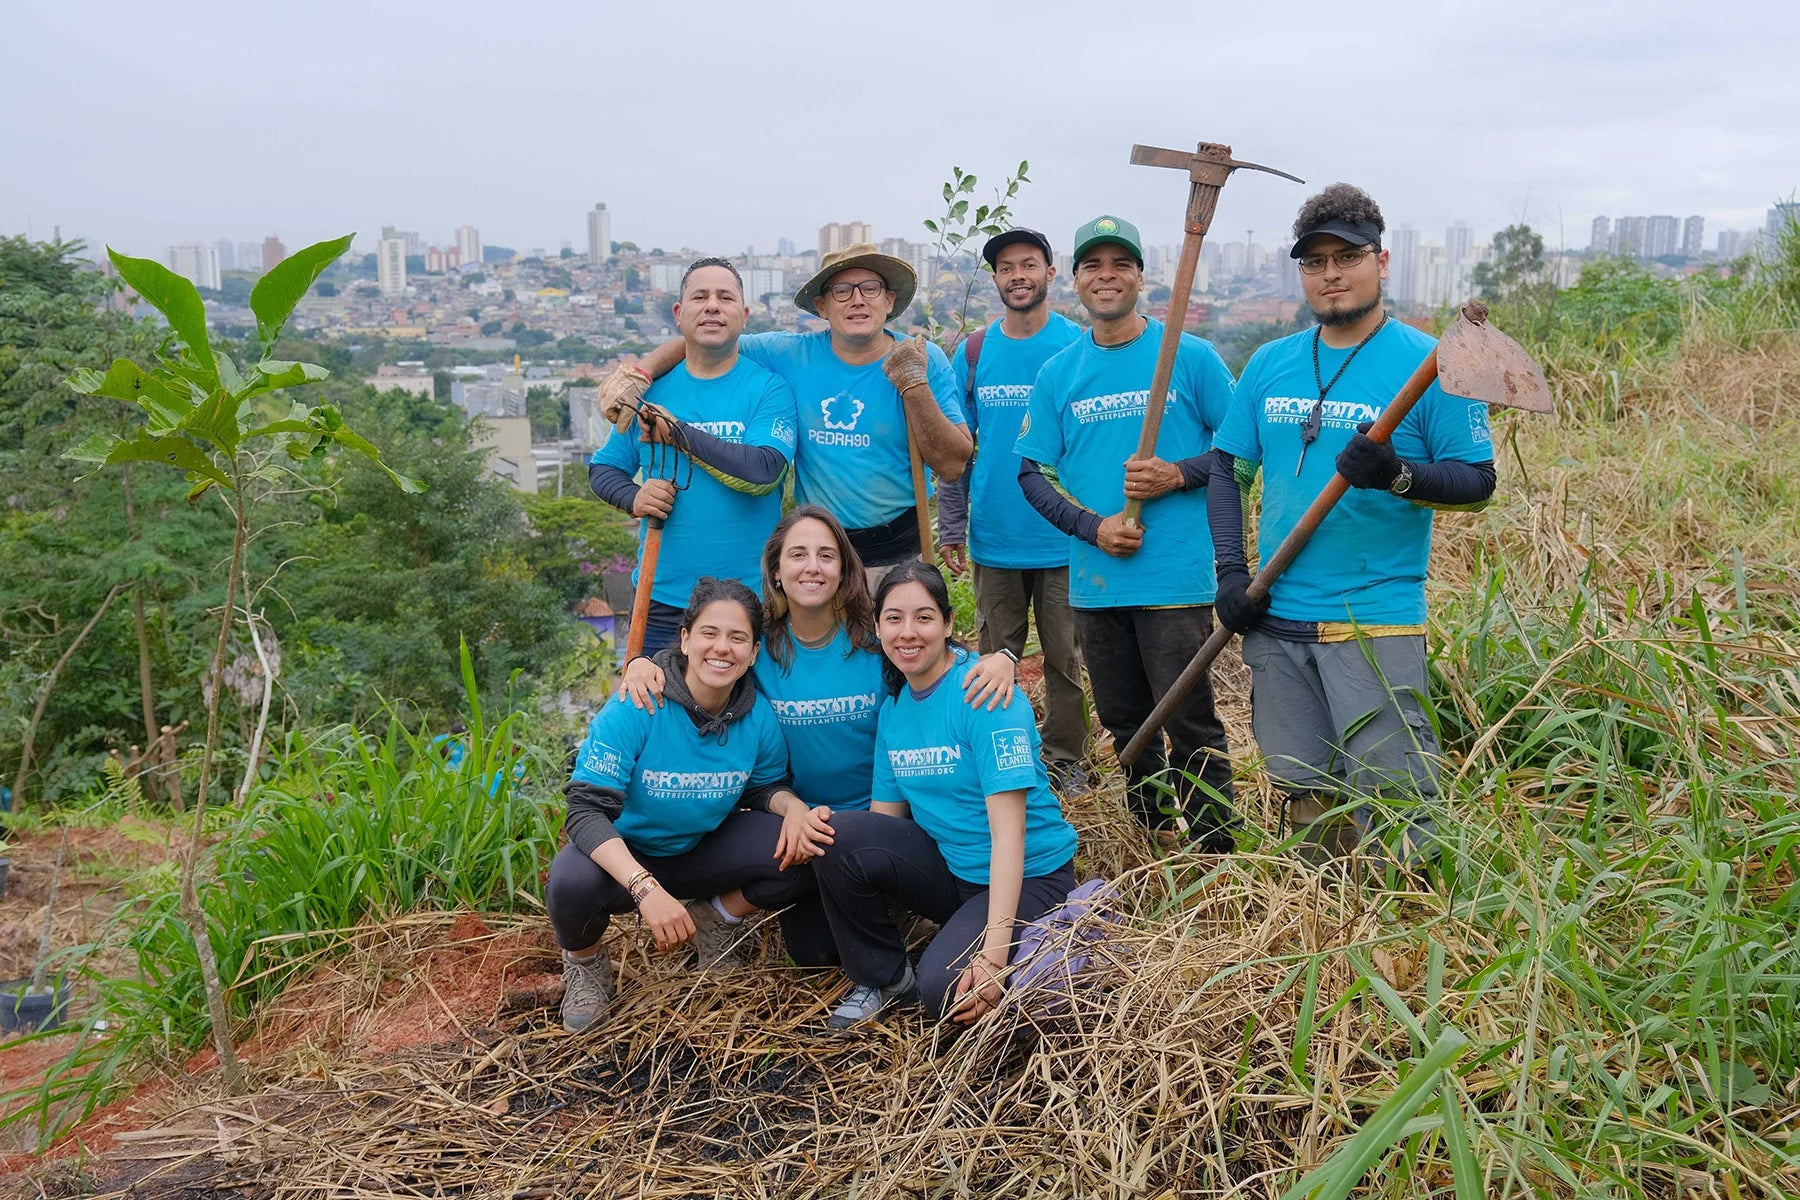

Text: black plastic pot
xmin=0 ymin=978 xmax=69 ymax=1035
xmin=0 ymin=856 xmax=10 ymax=898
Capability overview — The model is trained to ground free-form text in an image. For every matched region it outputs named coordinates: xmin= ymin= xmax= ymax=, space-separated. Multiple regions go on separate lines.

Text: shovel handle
xmin=1118 ymin=347 xmax=1441 ymax=766
xmin=625 ymin=516 xmax=666 ymax=661
xmin=907 ymin=426 xmax=937 ymax=567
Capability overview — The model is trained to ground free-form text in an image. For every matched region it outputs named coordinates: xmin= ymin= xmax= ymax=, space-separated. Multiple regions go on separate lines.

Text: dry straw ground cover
xmin=7 ymin=265 xmax=1800 ymax=1198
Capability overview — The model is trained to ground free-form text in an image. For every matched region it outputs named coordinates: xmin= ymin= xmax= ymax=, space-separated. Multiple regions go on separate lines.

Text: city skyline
xmin=3 ymin=0 xmax=1794 ymax=265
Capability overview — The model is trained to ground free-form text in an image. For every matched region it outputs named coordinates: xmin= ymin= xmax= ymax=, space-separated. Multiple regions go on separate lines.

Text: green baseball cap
xmin=1072 ymin=215 xmax=1144 ymax=267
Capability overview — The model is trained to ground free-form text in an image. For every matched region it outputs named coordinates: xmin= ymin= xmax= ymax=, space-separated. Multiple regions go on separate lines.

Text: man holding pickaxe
xmin=1207 ymin=184 xmax=1499 ymax=861
xmin=1013 ymin=215 xmax=1238 ymax=851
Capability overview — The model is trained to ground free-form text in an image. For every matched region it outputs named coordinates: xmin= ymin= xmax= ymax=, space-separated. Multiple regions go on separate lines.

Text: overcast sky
xmin=4 ymin=0 xmax=1796 ymax=261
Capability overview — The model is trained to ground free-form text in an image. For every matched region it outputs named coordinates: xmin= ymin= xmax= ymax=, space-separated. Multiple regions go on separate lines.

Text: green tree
xmin=1470 ymin=223 xmax=1551 ymax=306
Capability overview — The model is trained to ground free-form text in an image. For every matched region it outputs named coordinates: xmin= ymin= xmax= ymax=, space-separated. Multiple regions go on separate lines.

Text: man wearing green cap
xmin=596 ymin=244 xmax=972 ymax=577
xmin=1012 ymin=216 xmax=1240 ymax=850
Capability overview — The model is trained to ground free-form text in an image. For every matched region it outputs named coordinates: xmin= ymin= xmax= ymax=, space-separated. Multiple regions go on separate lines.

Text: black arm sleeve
xmin=588 ymin=462 xmax=640 ymax=514
xmin=1402 ymin=458 xmax=1496 ymax=507
xmin=1018 ymin=458 xmax=1102 ymax=547
xmin=740 ymin=772 xmax=796 ymax=814
xmin=937 ymin=468 xmax=969 ymax=545
xmin=674 ymin=422 xmax=788 ymax=488
xmin=1176 ymin=448 xmax=1220 ymax=492
xmin=1207 ymin=451 xmax=1249 ymax=570
xmin=564 ymin=780 xmax=626 ymax=857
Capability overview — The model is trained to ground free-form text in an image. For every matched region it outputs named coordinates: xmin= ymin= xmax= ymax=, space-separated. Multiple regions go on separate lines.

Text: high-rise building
xmin=818 ymin=222 xmax=873 ymax=258
xmin=648 ymin=263 xmax=684 ymax=293
xmin=1682 ymin=215 xmax=1705 ymax=258
xmin=1445 ymin=221 xmax=1473 ymax=266
xmin=380 ymin=226 xmax=422 ymax=257
xmin=215 ymin=238 xmax=236 ymax=272
xmin=1589 ymin=216 xmax=1612 ymax=254
xmin=1644 ymin=215 xmax=1680 ymax=258
xmin=167 ymin=243 xmax=221 ymax=292
xmin=455 ymin=225 xmax=482 ymax=268
xmin=1770 ymin=204 xmax=1800 ymax=238
xmin=236 ymin=242 xmax=263 ymax=274
xmin=587 ymin=203 xmax=612 ymax=265
xmin=377 ymin=237 xmax=407 ymax=296
xmin=1613 ymin=216 xmax=1646 ymax=259
xmin=262 ymin=236 xmax=287 ymax=271
xmin=740 ymin=266 xmax=786 ymax=308
xmin=776 ymin=237 xmax=797 ymax=257
xmin=1389 ymin=224 xmax=1419 ymax=305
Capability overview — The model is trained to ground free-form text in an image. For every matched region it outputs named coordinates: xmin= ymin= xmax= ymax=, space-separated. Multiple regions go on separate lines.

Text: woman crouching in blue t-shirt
xmin=814 ymin=560 xmax=1080 ymax=1031
xmin=546 ymin=577 xmax=837 ymax=1033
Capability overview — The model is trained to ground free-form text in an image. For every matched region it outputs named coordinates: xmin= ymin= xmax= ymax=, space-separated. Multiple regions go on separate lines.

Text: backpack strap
xmin=963 ymin=323 xmax=990 ymax=408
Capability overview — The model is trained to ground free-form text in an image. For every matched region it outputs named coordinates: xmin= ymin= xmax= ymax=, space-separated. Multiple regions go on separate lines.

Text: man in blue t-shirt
xmin=588 ymin=258 xmax=798 ymax=654
xmin=596 ymin=245 xmax=971 ymax=581
xmin=937 ymin=228 xmax=1089 ymax=796
xmin=1013 ymin=216 xmax=1239 ymax=851
xmin=1207 ymin=184 xmax=1498 ymax=864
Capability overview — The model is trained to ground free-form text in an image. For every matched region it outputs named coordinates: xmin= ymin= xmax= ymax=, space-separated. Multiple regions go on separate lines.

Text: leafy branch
xmin=917 ymin=161 xmax=1031 ymax=352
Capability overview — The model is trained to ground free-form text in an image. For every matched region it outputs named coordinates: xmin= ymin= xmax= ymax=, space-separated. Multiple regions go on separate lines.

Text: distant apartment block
xmin=819 ymin=222 xmax=873 ymax=257
xmin=1644 ymin=215 xmax=1680 ymax=258
xmin=262 ymin=236 xmax=286 ymax=271
xmin=1771 ymin=204 xmax=1800 ymax=238
xmin=1589 ymin=216 xmax=1611 ymax=254
xmin=381 ymin=226 xmax=423 ymax=257
xmin=377 ymin=237 xmax=408 ymax=296
xmin=166 ymin=243 xmax=221 ymax=291
xmin=587 ymin=203 xmax=613 ymax=265
xmin=456 ymin=224 xmax=482 ymax=268
xmin=648 ymin=263 xmax=684 ymax=294
xmin=236 ymin=242 xmax=263 ymax=274
xmin=1682 ymin=215 xmax=1705 ymax=258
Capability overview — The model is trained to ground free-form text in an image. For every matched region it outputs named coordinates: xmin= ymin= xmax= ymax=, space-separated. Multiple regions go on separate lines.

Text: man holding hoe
xmin=599 ymin=244 xmax=970 ymax=584
xmin=1206 ymin=183 xmax=1498 ymax=861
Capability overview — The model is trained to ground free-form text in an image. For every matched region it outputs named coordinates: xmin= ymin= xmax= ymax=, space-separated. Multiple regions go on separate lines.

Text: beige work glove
xmin=882 ymin=334 xmax=931 ymax=395
xmin=598 ymin=364 xmax=653 ymax=433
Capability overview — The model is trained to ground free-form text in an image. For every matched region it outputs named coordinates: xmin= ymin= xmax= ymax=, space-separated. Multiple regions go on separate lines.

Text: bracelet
xmin=630 ymin=878 xmax=661 ymax=905
xmin=998 ymin=647 xmax=1020 ymax=665
xmin=624 ymin=868 xmax=653 ymax=893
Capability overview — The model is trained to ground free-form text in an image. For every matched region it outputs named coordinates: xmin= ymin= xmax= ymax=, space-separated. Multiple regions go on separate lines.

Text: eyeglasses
xmin=1296 ymin=246 xmax=1377 ymax=275
xmin=825 ymin=278 xmax=888 ymax=302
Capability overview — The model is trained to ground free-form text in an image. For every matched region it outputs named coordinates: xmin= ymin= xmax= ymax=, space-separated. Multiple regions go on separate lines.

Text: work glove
xmin=1335 ymin=422 xmax=1403 ymax=490
xmin=598 ymin=364 xmax=653 ymax=434
xmin=882 ymin=334 xmax=931 ymax=395
xmin=1213 ymin=565 xmax=1269 ymax=635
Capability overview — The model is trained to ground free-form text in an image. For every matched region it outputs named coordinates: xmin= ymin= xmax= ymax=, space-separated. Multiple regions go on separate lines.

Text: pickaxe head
xmin=1130 ymin=142 xmax=1304 ymax=189
xmin=1437 ymin=302 xmax=1554 ymax=413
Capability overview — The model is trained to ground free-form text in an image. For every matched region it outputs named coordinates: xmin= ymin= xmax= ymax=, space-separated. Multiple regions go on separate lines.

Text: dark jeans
xmin=636 ymin=601 xmax=683 ymax=658
xmin=812 ymin=809 xmax=1076 ymax=1017
xmin=971 ymin=563 xmax=1088 ymax=766
xmin=544 ymin=810 xmax=837 ymax=966
xmin=1074 ymin=605 xmax=1235 ymax=836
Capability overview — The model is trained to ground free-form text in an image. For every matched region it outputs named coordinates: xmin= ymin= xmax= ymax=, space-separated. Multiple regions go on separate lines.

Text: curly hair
xmin=1291 ymin=183 xmax=1386 ymax=245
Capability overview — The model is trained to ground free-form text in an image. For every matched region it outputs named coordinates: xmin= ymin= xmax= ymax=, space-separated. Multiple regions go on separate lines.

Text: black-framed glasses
xmin=825 ymin=278 xmax=888 ymax=302
xmin=1296 ymin=246 xmax=1376 ymax=275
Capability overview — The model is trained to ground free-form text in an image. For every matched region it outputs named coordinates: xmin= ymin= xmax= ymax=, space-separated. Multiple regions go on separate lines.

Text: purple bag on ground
xmin=1007 ymin=878 xmax=1126 ymax=1019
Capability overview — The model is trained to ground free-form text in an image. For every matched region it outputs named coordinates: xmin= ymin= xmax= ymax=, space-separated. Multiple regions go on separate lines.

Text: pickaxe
xmin=1119 ymin=301 xmax=1553 ymax=767
xmin=1121 ymin=142 xmax=1303 ymax=529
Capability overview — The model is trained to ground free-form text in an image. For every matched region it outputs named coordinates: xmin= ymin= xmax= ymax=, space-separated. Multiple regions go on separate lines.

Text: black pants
xmin=1074 ymin=605 xmax=1235 ymax=836
xmin=544 ymin=810 xmax=837 ymax=966
xmin=812 ymin=808 xmax=1076 ymax=1017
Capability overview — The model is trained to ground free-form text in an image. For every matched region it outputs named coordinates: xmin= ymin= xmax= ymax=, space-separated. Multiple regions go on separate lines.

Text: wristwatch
xmin=998 ymin=647 xmax=1020 ymax=665
xmin=1389 ymin=460 xmax=1414 ymax=495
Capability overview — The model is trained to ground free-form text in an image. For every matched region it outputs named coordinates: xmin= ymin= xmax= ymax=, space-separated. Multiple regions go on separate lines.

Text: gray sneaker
xmin=561 ymin=949 xmax=615 ymax=1033
xmin=826 ymin=962 xmax=920 ymax=1031
xmin=687 ymin=899 xmax=757 ymax=972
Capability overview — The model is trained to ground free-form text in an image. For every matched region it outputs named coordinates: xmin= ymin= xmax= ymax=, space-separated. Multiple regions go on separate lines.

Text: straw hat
xmin=793 ymin=243 xmax=917 ymax=317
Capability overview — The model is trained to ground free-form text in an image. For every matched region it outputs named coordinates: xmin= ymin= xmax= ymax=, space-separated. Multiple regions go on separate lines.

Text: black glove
xmin=1213 ymin=565 xmax=1269 ymax=634
xmin=1335 ymin=421 xmax=1403 ymax=490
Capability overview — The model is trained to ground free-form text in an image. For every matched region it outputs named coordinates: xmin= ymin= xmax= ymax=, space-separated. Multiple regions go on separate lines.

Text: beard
xmin=1000 ymin=281 xmax=1047 ymax=313
xmin=1314 ymin=288 xmax=1383 ymax=327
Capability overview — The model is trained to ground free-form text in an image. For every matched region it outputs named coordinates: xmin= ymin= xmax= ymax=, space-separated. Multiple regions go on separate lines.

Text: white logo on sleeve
xmin=771 ymin=416 xmax=797 ymax=449
xmin=582 ymin=742 xmax=625 ymax=779
xmin=1468 ymin=406 xmax=1492 ymax=446
xmin=991 ymin=729 xmax=1032 ymax=772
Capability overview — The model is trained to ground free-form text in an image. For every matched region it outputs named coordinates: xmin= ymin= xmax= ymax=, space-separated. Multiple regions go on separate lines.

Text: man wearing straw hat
xmin=598 ymin=244 xmax=971 ymax=583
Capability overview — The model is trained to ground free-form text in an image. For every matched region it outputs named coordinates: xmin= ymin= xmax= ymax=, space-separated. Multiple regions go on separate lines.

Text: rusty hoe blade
xmin=1437 ymin=301 xmax=1553 ymax=413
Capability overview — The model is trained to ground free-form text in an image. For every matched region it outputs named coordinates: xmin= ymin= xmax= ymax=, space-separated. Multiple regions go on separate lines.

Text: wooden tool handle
xmin=625 ymin=516 xmax=665 ymax=661
xmin=1122 ymin=225 xmax=1205 ymax=528
xmin=1118 ymin=347 xmax=1441 ymax=766
xmin=907 ymin=427 xmax=936 ymax=567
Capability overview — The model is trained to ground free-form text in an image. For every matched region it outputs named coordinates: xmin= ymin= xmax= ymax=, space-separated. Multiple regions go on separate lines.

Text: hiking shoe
xmin=687 ymin=899 xmax=757 ymax=972
xmin=561 ymin=949 xmax=615 ymax=1033
xmin=1048 ymin=759 xmax=1094 ymax=798
xmin=826 ymin=962 xmax=919 ymax=1031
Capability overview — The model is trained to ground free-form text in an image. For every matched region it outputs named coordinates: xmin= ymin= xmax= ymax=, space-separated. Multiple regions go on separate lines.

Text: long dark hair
xmin=872 ymin=559 xmax=969 ymax=696
xmin=761 ymin=504 xmax=880 ymax=668
xmin=670 ymin=576 xmax=763 ymax=677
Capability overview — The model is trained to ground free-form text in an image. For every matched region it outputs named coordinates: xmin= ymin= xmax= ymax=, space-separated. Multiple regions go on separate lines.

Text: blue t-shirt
xmin=591 ymin=359 xmax=797 ymax=607
xmin=1213 ymin=321 xmax=1495 ymax=625
xmin=951 ymin=313 xmax=1084 ymax=569
xmin=871 ymin=649 xmax=1079 ymax=884
xmin=569 ymin=691 xmax=790 ymax=857
xmin=752 ymin=625 xmax=884 ymax=812
xmin=739 ymin=330 xmax=963 ymax=531
xmin=1013 ymin=319 xmax=1235 ymax=608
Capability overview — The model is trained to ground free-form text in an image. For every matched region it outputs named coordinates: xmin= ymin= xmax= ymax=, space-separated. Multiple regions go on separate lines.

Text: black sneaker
xmin=1048 ymin=759 xmax=1094 ymax=798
